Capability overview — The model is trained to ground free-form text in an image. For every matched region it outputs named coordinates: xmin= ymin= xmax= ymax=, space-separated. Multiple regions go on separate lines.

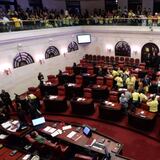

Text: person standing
xmin=0 ymin=90 xmax=15 ymax=112
xmin=38 ymin=72 xmax=44 ymax=83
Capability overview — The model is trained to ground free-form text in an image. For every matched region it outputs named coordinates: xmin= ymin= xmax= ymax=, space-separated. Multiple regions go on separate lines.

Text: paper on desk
xmin=12 ymin=120 xmax=19 ymax=125
xmin=67 ymin=131 xmax=76 ymax=138
xmin=48 ymin=128 xmax=56 ymax=133
xmin=0 ymin=134 xmax=8 ymax=139
xmin=62 ymin=125 xmax=72 ymax=131
xmin=22 ymin=154 xmax=31 ymax=160
xmin=1 ymin=121 xmax=11 ymax=129
xmin=57 ymin=129 xmax=62 ymax=134
xmin=51 ymin=130 xmax=60 ymax=137
xmin=43 ymin=126 xmax=52 ymax=132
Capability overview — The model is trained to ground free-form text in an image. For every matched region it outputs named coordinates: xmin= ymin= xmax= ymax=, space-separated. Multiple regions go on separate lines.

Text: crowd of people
xmin=0 ymin=6 xmax=160 ymax=31
xmin=106 ymin=66 xmax=160 ymax=114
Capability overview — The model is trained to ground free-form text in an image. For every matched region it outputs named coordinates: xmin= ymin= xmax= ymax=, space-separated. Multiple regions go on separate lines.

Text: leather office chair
xmin=47 ymin=75 xmax=56 ymax=81
xmin=125 ymin=57 xmax=129 ymax=65
xmin=92 ymin=55 xmax=97 ymax=62
xmin=57 ymin=143 xmax=70 ymax=160
xmin=96 ymin=55 xmax=101 ymax=61
xmin=115 ymin=56 xmax=119 ymax=63
xmin=139 ymin=63 xmax=146 ymax=70
xmin=108 ymin=91 xmax=119 ymax=103
xmin=74 ymin=153 xmax=94 ymax=160
xmin=119 ymin=56 xmax=124 ymax=62
xmin=96 ymin=76 xmax=104 ymax=85
xmin=74 ymin=75 xmax=83 ymax=97
xmin=105 ymin=77 xmax=113 ymax=89
xmin=130 ymin=58 xmax=134 ymax=67
xmin=84 ymin=88 xmax=92 ymax=99
xmin=134 ymin=58 xmax=140 ymax=66
xmin=105 ymin=56 xmax=109 ymax=64
xmin=109 ymin=56 xmax=115 ymax=64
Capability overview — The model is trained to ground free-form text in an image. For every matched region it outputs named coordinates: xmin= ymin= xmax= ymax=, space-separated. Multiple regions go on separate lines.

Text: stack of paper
xmin=67 ymin=131 xmax=76 ymax=138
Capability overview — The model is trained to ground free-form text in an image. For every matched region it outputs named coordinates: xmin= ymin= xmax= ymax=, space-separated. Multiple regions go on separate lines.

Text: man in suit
xmin=0 ymin=90 xmax=14 ymax=112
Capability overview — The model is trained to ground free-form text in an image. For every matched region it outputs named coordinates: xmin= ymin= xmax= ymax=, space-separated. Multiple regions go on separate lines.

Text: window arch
xmin=115 ymin=41 xmax=131 ymax=57
xmin=45 ymin=46 xmax=60 ymax=59
xmin=68 ymin=41 xmax=79 ymax=53
xmin=141 ymin=43 xmax=159 ymax=68
xmin=13 ymin=52 xmax=34 ymax=68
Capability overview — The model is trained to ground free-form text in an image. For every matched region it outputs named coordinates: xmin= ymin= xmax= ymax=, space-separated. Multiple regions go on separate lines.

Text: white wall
xmin=118 ymin=0 xmax=128 ymax=10
xmin=82 ymin=25 xmax=160 ymax=60
xmin=0 ymin=27 xmax=84 ymax=98
xmin=142 ymin=0 xmax=153 ymax=13
xmin=42 ymin=0 xmax=66 ymax=10
xmin=80 ymin=0 xmax=105 ymax=14
xmin=2 ymin=25 xmax=160 ymax=98
xmin=16 ymin=0 xmax=30 ymax=9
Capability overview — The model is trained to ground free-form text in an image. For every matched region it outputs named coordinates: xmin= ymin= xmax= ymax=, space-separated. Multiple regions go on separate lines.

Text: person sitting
xmin=147 ymin=95 xmax=159 ymax=113
xmin=30 ymin=131 xmax=48 ymax=144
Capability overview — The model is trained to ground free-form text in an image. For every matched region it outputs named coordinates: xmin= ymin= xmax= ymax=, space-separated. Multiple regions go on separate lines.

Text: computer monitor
xmin=77 ymin=34 xmax=91 ymax=44
xmin=32 ymin=117 xmax=45 ymax=126
xmin=83 ymin=126 xmax=92 ymax=137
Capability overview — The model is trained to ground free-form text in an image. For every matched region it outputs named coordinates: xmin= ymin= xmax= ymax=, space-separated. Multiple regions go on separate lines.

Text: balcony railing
xmin=0 ymin=17 xmax=159 ymax=32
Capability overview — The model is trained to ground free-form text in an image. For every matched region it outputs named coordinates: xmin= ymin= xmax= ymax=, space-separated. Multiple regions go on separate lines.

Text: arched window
xmin=13 ymin=52 xmax=34 ymax=68
xmin=68 ymin=41 xmax=79 ymax=53
xmin=115 ymin=41 xmax=131 ymax=57
xmin=45 ymin=46 xmax=60 ymax=59
xmin=141 ymin=43 xmax=159 ymax=68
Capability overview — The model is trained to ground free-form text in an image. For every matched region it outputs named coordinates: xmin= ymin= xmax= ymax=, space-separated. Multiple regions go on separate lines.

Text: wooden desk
xmin=99 ymin=102 xmax=122 ymax=121
xmin=39 ymin=121 xmax=123 ymax=158
xmin=92 ymin=84 xmax=109 ymax=101
xmin=0 ymin=120 xmax=31 ymax=138
xmin=70 ymin=97 xmax=94 ymax=115
xmin=43 ymin=82 xmax=58 ymax=95
xmin=128 ymin=108 xmax=156 ymax=130
xmin=44 ymin=96 xmax=67 ymax=113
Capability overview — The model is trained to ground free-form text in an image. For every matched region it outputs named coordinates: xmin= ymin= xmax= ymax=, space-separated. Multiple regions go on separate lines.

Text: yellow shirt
xmin=139 ymin=93 xmax=148 ymax=102
xmin=132 ymin=92 xmax=139 ymax=101
xmin=12 ymin=17 xmax=21 ymax=28
xmin=147 ymin=99 xmax=158 ymax=112
xmin=112 ymin=70 xmax=119 ymax=77
xmin=115 ymin=76 xmax=123 ymax=87
xmin=126 ymin=76 xmax=136 ymax=88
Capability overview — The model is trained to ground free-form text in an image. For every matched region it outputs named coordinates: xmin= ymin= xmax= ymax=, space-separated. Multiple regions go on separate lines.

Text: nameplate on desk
xmin=49 ymin=95 xmax=58 ymax=100
xmin=140 ymin=114 xmax=146 ymax=118
xmin=44 ymin=82 xmax=52 ymax=85
xmin=68 ymin=83 xmax=75 ymax=87
xmin=77 ymin=98 xmax=85 ymax=101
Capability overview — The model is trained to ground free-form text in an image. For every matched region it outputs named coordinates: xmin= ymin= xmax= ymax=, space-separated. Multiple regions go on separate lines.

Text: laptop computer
xmin=32 ymin=117 xmax=45 ymax=129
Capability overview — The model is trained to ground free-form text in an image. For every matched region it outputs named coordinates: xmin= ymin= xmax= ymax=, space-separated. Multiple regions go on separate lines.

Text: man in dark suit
xmin=0 ymin=90 xmax=14 ymax=112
